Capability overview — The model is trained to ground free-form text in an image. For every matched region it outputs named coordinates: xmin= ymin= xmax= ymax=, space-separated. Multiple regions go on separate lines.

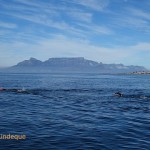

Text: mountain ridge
xmin=5 ymin=57 xmax=148 ymax=73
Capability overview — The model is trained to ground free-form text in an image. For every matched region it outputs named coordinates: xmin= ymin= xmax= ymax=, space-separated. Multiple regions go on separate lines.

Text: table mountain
xmin=7 ymin=57 xmax=148 ymax=73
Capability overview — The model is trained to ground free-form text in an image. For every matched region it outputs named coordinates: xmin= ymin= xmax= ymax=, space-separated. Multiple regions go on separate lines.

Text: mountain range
xmin=1 ymin=57 xmax=147 ymax=73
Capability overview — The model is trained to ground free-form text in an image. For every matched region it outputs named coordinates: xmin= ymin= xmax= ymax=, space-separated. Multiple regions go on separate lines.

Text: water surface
xmin=0 ymin=73 xmax=150 ymax=149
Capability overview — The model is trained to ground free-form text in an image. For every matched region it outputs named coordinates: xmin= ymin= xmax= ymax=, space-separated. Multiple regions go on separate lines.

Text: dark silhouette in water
xmin=114 ymin=91 xmax=150 ymax=99
xmin=0 ymin=88 xmax=6 ymax=91
xmin=1 ymin=88 xmax=150 ymax=100
xmin=0 ymin=87 xmax=29 ymax=94
xmin=114 ymin=92 xmax=123 ymax=97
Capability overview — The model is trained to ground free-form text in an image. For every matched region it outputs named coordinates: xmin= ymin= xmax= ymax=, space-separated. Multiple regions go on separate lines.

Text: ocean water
xmin=0 ymin=73 xmax=150 ymax=150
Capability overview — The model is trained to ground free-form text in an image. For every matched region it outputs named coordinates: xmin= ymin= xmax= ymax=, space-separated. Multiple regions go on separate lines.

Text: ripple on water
xmin=0 ymin=73 xmax=150 ymax=149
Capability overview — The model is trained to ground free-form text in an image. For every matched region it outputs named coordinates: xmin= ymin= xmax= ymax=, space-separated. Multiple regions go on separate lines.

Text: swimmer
xmin=0 ymin=87 xmax=28 ymax=94
xmin=114 ymin=92 xmax=123 ymax=97
xmin=0 ymin=88 xmax=6 ymax=91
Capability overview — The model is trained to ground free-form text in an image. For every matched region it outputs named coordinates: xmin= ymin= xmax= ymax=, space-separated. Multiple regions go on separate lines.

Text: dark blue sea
xmin=0 ymin=73 xmax=150 ymax=150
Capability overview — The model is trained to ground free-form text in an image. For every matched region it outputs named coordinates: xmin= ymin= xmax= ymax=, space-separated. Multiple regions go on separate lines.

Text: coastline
xmin=127 ymin=71 xmax=150 ymax=75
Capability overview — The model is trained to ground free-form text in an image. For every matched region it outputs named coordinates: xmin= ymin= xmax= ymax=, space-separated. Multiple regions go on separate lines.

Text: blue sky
xmin=0 ymin=0 xmax=150 ymax=68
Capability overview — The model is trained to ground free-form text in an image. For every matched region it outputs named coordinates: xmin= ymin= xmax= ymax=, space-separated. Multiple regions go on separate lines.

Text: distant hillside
xmin=4 ymin=57 xmax=148 ymax=73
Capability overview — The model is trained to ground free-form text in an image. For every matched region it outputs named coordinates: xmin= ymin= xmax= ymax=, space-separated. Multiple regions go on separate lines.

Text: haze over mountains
xmin=2 ymin=57 xmax=147 ymax=73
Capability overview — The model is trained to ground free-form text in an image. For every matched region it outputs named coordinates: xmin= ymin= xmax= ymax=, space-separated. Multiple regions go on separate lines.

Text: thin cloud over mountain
xmin=0 ymin=0 xmax=150 ymax=68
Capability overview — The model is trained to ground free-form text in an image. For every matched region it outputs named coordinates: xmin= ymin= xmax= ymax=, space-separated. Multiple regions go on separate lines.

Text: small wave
xmin=117 ymin=106 xmax=150 ymax=113
xmin=114 ymin=93 xmax=150 ymax=100
xmin=2 ymin=88 xmax=150 ymax=100
xmin=1 ymin=88 xmax=103 ymax=93
xmin=0 ymin=88 xmax=103 ymax=99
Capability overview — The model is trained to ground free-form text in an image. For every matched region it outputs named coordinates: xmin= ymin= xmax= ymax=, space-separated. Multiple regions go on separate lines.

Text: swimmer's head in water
xmin=0 ymin=88 xmax=6 ymax=91
xmin=114 ymin=92 xmax=123 ymax=97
